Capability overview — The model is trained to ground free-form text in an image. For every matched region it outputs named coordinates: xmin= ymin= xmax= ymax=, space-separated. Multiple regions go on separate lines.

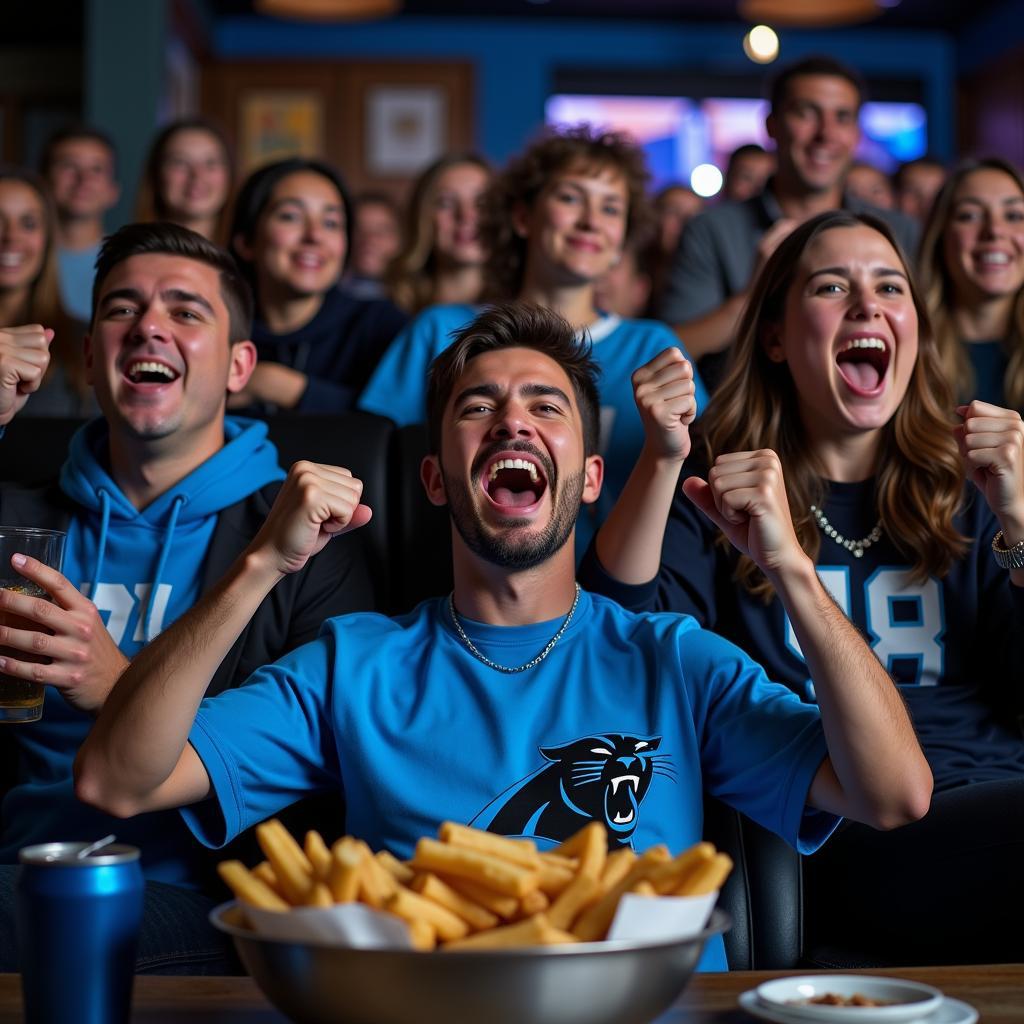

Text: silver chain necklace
xmin=447 ymin=583 xmax=581 ymax=674
xmin=810 ymin=505 xmax=882 ymax=559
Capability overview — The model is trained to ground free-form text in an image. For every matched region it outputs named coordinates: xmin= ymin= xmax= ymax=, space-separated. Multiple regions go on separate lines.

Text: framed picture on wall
xmin=239 ymin=89 xmax=324 ymax=173
xmin=365 ymin=85 xmax=447 ymax=176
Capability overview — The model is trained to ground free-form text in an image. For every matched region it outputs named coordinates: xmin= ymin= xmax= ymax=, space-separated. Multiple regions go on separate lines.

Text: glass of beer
xmin=0 ymin=527 xmax=66 ymax=724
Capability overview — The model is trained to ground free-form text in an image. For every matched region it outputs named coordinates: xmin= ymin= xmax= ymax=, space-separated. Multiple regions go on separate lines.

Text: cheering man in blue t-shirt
xmin=75 ymin=303 xmax=932 ymax=971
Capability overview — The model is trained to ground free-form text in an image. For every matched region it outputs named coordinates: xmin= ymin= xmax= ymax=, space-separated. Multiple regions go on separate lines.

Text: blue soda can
xmin=16 ymin=842 xmax=145 ymax=1024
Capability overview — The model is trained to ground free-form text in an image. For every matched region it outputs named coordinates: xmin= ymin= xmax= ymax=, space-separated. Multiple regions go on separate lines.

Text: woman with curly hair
xmin=582 ymin=210 xmax=1024 ymax=964
xmin=385 ymin=153 xmax=490 ymax=313
xmin=135 ymin=118 xmax=234 ymax=244
xmin=0 ymin=166 xmax=90 ymax=416
xmin=359 ymin=126 xmax=706 ymax=550
xmin=918 ymin=156 xmax=1024 ymax=409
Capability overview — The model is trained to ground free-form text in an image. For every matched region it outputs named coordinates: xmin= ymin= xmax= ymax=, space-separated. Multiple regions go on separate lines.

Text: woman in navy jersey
xmin=227 ymin=158 xmax=407 ymax=415
xmin=581 ymin=210 xmax=1024 ymax=965
xmin=919 ymin=157 xmax=1024 ymax=409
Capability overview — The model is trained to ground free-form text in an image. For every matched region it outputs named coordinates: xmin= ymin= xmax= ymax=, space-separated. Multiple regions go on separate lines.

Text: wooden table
xmin=0 ymin=965 xmax=1019 ymax=1022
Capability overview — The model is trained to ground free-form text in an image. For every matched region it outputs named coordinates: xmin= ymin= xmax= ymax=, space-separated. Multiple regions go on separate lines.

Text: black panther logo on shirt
xmin=470 ymin=733 xmax=675 ymax=849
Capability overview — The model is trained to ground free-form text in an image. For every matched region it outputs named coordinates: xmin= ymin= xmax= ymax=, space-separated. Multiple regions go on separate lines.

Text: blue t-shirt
xmin=56 ymin=244 xmax=101 ymax=323
xmin=963 ymin=340 xmax=1008 ymax=408
xmin=183 ymin=590 xmax=836 ymax=971
xmin=358 ymin=304 xmax=708 ymax=551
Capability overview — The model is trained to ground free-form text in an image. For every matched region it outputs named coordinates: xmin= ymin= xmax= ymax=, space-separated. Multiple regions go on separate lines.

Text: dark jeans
xmin=0 ymin=867 xmax=242 ymax=975
xmin=803 ymin=778 xmax=1024 ymax=967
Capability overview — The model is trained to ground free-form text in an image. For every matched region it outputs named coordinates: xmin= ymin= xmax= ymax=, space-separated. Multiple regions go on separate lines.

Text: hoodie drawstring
xmin=88 ymin=489 xmax=112 ymax=601
xmin=143 ymin=495 xmax=185 ymax=642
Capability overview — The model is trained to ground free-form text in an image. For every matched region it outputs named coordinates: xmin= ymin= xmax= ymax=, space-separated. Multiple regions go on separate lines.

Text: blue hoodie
xmin=0 ymin=417 xmax=284 ymax=886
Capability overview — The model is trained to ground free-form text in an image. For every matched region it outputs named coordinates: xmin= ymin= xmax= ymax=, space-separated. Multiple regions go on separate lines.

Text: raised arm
xmin=592 ymin=347 xmax=696 ymax=584
xmin=0 ymin=324 xmax=53 ymax=425
xmin=74 ymin=462 xmax=371 ymax=818
xmin=684 ymin=451 xmax=933 ymax=830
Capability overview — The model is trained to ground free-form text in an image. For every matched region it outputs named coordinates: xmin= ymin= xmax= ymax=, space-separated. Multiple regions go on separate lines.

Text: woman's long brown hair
xmin=0 ymin=166 xmax=83 ymax=399
xmin=918 ymin=156 xmax=1024 ymax=409
xmin=701 ymin=211 xmax=967 ymax=600
xmin=385 ymin=152 xmax=491 ymax=314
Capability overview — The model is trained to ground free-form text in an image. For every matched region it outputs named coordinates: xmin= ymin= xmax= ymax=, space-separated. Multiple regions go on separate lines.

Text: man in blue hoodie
xmin=0 ymin=223 xmax=373 ymax=972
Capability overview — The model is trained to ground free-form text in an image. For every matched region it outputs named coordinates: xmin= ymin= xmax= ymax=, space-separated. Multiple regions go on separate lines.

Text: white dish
xmin=738 ymin=990 xmax=978 ymax=1024
xmin=755 ymin=975 xmax=943 ymax=1022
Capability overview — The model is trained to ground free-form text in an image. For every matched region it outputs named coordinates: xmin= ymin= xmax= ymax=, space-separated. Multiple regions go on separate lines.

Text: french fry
xmin=676 ymin=852 xmax=733 ymax=896
xmin=554 ymin=822 xmax=607 ymax=875
xmin=537 ymin=859 xmax=576 ymax=896
xmin=304 ymin=830 xmax=332 ymax=882
xmin=357 ymin=845 xmax=399 ymax=909
xmin=442 ymin=876 xmax=520 ymax=919
xmin=412 ymin=873 xmax=499 ymax=931
xmin=252 ymin=860 xmax=283 ymax=896
xmin=572 ymin=847 xmax=671 ymax=942
xmin=438 ymin=822 xmax=541 ymax=870
xmin=599 ymin=848 xmax=637 ymax=893
xmin=376 ymin=849 xmax=415 ymax=885
xmin=256 ymin=819 xmax=315 ymax=905
xmin=515 ymin=888 xmax=550 ymax=919
xmin=442 ymin=914 xmax=577 ymax=951
xmin=629 ymin=880 xmax=657 ymax=897
xmin=647 ymin=842 xmax=715 ymax=895
xmin=546 ymin=871 xmax=602 ymax=931
xmin=327 ymin=837 xmax=364 ymax=903
xmin=306 ymin=882 xmax=334 ymax=907
xmin=407 ymin=918 xmax=437 ymax=952
xmin=218 ymin=860 xmax=290 ymax=912
xmin=412 ymin=837 xmax=538 ymax=898
xmin=538 ymin=851 xmax=578 ymax=871
xmin=386 ymin=886 xmax=470 ymax=942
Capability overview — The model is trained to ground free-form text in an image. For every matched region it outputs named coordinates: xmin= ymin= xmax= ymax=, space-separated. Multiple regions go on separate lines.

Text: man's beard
xmin=442 ymin=461 xmax=585 ymax=572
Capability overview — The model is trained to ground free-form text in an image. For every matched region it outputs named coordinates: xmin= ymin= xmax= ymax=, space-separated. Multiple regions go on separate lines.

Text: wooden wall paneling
xmin=202 ymin=59 xmax=474 ymax=201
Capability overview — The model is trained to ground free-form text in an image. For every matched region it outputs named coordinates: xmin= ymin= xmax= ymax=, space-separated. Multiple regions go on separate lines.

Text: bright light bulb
xmin=743 ymin=24 xmax=779 ymax=64
xmin=690 ymin=164 xmax=723 ymax=198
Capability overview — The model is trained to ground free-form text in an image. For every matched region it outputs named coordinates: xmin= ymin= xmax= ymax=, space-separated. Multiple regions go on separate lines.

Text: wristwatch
xmin=992 ymin=530 xmax=1024 ymax=569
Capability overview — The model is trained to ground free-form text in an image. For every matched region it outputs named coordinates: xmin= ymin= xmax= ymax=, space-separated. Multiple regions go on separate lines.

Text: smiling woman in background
xmin=919 ymin=157 xmax=1024 ymax=409
xmin=228 ymin=158 xmax=408 ymax=414
xmin=385 ymin=152 xmax=491 ymax=315
xmin=0 ymin=166 xmax=89 ymax=417
xmin=136 ymin=118 xmax=234 ymax=244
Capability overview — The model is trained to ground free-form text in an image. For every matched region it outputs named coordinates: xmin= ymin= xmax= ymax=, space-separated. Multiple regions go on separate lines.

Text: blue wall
xmin=213 ymin=15 xmax=957 ymax=165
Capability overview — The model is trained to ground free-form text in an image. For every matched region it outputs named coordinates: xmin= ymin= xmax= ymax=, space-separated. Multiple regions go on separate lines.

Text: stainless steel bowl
xmin=211 ymin=902 xmax=729 ymax=1024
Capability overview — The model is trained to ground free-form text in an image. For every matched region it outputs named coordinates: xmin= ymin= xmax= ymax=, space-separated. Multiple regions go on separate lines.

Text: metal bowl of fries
xmin=211 ymin=901 xmax=729 ymax=1024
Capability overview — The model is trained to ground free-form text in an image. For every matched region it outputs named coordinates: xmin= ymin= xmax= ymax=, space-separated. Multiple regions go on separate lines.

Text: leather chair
xmin=264 ymin=412 xmax=393 ymax=608
xmin=702 ymin=795 xmax=804 ymax=970
xmin=0 ymin=416 xmax=81 ymax=485
xmin=387 ymin=422 xmax=452 ymax=614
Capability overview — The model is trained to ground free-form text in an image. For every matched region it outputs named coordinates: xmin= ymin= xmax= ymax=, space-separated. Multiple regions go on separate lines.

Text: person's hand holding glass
xmin=0 ymin=528 xmax=128 ymax=722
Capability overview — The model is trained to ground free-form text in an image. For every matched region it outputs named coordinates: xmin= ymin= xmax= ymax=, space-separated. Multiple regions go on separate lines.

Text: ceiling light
xmin=738 ymin=0 xmax=881 ymax=27
xmin=691 ymin=164 xmax=724 ymax=198
xmin=743 ymin=24 xmax=779 ymax=63
xmin=255 ymin=0 xmax=401 ymax=20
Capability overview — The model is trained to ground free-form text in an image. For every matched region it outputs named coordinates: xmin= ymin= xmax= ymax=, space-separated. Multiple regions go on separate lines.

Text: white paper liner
xmin=243 ymin=890 xmax=718 ymax=950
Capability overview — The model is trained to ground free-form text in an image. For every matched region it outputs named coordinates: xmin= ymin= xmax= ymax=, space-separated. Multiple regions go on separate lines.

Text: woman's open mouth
xmin=835 ymin=337 xmax=891 ymax=397
xmin=481 ymin=454 xmax=549 ymax=513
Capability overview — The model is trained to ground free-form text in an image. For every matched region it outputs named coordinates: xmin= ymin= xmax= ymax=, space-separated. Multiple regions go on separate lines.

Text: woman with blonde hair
xmin=919 ymin=156 xmax=1024 ymax=408
xmin=386 ymin=152 xmax=490 ymax=314
xmin=0 ymin=166 xmax=90 ymax=416
xmin=135 ymin=118 xmax=234 ymax=244
xmin=583 ymin=209 xmax=1024 ymax=964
